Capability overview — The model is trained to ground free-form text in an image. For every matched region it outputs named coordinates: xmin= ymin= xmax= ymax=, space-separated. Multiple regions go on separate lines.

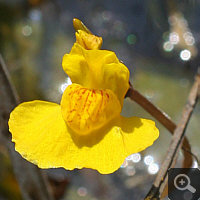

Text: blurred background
xmin=0 ymin=0 xmax=200 ymax=199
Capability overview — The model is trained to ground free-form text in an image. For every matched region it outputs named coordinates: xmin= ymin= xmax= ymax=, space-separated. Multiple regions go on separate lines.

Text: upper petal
xmin=62 ymin=43 xmax=130 ymax=104
xmin=75 ymin=30 xmax=103 ymax=50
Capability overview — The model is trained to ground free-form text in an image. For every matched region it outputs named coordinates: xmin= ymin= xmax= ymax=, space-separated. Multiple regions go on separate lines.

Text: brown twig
xmin=126 ymin=84 xmax=194 ymax=167
xmin=0 ymin=55 xmax=54 ymax=200
xmin=144 ymin=70 xmax=200 ymax=200
xmin=126 ymin=86 xmax=176 ymax=133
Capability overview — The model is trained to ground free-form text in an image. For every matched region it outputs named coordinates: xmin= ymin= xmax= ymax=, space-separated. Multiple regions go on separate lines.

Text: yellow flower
xmin=8 ymin=20 xmax=159 ymax=174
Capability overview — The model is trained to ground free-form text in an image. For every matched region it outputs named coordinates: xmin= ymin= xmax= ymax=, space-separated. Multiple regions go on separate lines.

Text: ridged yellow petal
xmin=62 ymin=43 xmax=129 ymax=104
xmin=75 ymin=30 xmax=102 ymax=50
xmin=60 ymin=83 xmax=121 ymax=135
xmin=9 ymin=101 xmax=72 ymax=168
xmin=8 ymin=100 xmax=159 ymax=174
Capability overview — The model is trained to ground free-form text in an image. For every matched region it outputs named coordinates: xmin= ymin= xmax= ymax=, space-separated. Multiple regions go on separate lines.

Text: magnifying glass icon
xmin=174 ymin=174 xmax=196 ymax=193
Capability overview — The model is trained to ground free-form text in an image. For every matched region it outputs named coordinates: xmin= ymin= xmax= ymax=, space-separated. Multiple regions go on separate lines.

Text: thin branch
xmin=126 ymin=86 xmax=176 ymax=133
xmin=126 ymin=84 xmax=195 ymax=167
xmin=144 ymin=70 xmax=200 ymax=200
xmin=0 ymin=55 xmax=54 ymax=200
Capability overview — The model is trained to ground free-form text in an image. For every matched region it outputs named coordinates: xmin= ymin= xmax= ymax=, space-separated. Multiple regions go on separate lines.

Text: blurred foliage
xmin=0 ymin=147 xmax=22 ymax=200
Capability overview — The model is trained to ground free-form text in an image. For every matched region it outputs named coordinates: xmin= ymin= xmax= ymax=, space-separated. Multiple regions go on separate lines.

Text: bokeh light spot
xmin=125 ymin=166 xmax=136 ymax=176
xmin=183 ymin=32 xmax=195 ymax=46
xmin=127 ymin=34 xmax=136 ymax=45
xmin=59 ymin=77 xmax=72 ymax=93
xmin=77 ymin=187 xmax=88 ymax=197
xmin=144 ymin=155 xmax=154 ymax=166
xmin=131 ymin=153 xmax=141 ymax=163
xmin=169 ymin=32 xmax=179 ymax=45
xmin=163 ymin=41 xmax=174 ymax=52
xmin=22 ymin=25 xmax=32 ymax=37
xmin=180 ymin=49 xmax=191 ymax=61
xmin=148 ymin=163 xmax=159 ymax=175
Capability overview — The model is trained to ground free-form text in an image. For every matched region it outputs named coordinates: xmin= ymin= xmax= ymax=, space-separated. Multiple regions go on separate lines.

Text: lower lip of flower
xmin=60 ymin=83 xmax=121 ymax=135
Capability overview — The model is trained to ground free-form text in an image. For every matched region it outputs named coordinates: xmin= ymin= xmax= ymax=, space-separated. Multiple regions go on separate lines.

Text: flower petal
xmin=119 ymin=116 xmax=159 ymax=155
xmin=8 ymin=101 xmax=159 ymax=174
xmin=9 ymin=101 xmax=75 ymax=168
xmin=68 ymin=116 xmax=159 ymax=174
xmin=75 ymin=30 xmax=103 ymax=50
xmin=8 ymin=100 xmax=124 ymax=174
xmin=62 ymin=43 xmax=129 ymax=104
xmin=60 ymin=83 xmax=121 ymax=135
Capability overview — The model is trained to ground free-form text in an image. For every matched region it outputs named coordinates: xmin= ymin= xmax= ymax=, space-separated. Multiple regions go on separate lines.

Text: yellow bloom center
xmin=60 ymin=84 xmax=121 ymax=135
xmin=75 ymin=30 xmax=103 ymax=50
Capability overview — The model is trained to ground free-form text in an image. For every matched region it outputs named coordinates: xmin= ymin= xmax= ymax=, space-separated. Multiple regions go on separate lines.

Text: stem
xmin=126 ymin=86 xmax=176 ymax=133
xmin=126 ymin=84 xmax=194 ymax=167
xmin=144 ymin=70 xmax=200 ymax=199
